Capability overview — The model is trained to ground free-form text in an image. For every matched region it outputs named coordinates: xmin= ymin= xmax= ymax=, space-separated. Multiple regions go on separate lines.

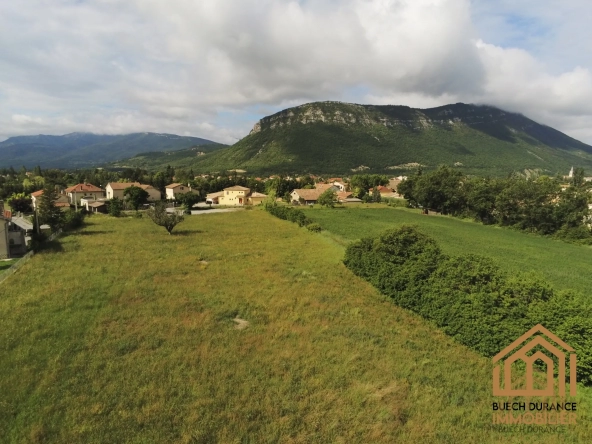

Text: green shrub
xmin=306 ymin=223 xmax=322 ymax=232
xmin=343 ymin=225 xmax=592 ymax=384
xmin=265 ymin=204 xmax=312 ymax=227
xmin=63 ymin=209 xmax=86 ymax=231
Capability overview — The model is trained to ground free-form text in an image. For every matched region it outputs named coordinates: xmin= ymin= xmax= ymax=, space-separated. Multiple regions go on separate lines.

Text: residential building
xmin=290 ymin=189 xmax=322 ymax=205
xmin=105 ymin=182 xmax=141 ymax=199
xmin=0 ymin=204 xmax=28 ymax=258
xmin=166 ymin=183 xmax=195 ymax=200
xmin=315 ymin=183 xmax=340 ymax=194
xmin=106 ymin=182 xmax=161 ymax=201
xmin=65 ymin=183 xmax=105 ymax=207
xmin=0 ymin=208 xmax=9 ymax=259
xmin=217 ymin=186 xmax=267 ymax=206
xmin=332 ymin=181 xmax=348 ymax=192
xmin=31 ymin=190 xmax=70 ymax=210
xmin=369 ymin=185 xmax=400 ymax=198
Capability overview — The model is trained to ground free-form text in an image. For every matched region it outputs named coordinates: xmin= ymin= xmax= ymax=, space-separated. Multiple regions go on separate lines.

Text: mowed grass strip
xmin=0 ymin=211 xmax=590 ymax=443
xmin=306 ymin=205 xmax=592 ymax=295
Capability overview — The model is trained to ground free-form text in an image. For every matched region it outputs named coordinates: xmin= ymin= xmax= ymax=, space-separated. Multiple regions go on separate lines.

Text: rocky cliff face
xmin=249 ymin=101 xmax=526 ymax=135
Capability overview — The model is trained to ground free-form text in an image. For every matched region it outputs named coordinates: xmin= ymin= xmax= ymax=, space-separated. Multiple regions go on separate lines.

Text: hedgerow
xmin=264 ymin=203 xmax=313 ymax=227
xmin=344 ymin=224 xmax=592 ymax=384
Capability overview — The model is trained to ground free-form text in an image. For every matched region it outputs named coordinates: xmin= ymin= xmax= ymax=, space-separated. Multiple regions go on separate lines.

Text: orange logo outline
xmin=492 ymin=324 xmax=576 ymax=397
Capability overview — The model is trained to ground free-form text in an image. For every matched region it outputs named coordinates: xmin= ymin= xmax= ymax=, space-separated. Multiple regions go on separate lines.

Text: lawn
xmin=0 ymin=211 xmax=590 ymax=443
xmin=0 ymin=259 xmax=17 ymax=274
xmin=305 ymin=205 xmax=592 ymax=295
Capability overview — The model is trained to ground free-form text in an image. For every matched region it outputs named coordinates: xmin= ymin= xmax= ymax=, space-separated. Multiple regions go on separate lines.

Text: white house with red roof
xmin=65 ymin=183 xmax=105 ymax=207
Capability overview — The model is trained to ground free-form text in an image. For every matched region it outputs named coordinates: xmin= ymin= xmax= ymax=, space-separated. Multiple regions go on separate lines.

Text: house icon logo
xmin=493 ymin=324 xmax=576 ymax=397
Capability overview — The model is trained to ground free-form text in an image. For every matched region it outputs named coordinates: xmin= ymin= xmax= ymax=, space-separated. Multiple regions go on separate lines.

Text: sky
xmin=1 ymin=0 xmax=592 ymax=145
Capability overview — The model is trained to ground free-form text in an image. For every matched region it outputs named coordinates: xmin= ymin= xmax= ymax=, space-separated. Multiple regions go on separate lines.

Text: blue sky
xmin=1 ymin=0 xmax=592 ymax=145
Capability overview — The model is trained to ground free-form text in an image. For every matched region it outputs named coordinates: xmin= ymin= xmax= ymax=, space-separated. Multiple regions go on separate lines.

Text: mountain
xmin=148 ymin=101 xmax=592 ymax=176
xmin=0 ymin=132 xmax=224 ymax=169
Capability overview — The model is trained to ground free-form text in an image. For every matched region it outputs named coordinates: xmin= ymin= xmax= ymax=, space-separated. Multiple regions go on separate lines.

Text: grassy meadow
xmin=305 ymin=205 xmax=592 ymax=295
xmin=1 ymin=210 xmax=591 ymax=443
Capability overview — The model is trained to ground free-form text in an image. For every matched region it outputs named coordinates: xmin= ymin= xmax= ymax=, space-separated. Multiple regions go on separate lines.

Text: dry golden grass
xmin=0 ymin=210 xmax=590 ymax=443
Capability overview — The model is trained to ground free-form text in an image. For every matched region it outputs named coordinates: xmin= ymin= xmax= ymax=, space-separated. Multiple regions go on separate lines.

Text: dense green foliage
xmin=176 ymin=192 xmax=201 ymax=214
xmin=123 ymin=185 xmax=149 ymax=211
xmin=108 ymin=197 xmax=123 ymax=217
xmin=344 ymin=225 xmax=592 ymax=383
xmin=0 ymin=133 xmax=223 ymax=169
xmin=264 ymin=203 xmax=312 ymax=227
xmin=317 ymin=189 xmax=337 ymax=208
xmin=399 ymin=166 xmax=592 ymax=241
xmin=162 ymin=102 xmax=592 ymax=176
xmin=37 ymin=184 xmax=63 ymax=230
xmin=6 ymin=192 xmax=31 ymax=212
xmin=62 ymin=209 xmax=86 ymax=231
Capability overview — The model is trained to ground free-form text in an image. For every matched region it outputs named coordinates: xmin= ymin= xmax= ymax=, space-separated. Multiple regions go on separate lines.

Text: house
xmin=31 ymin=190 xmax=71 ymax=210
xmin=0 ymin=205 xmax=30 ymax=258
xmin=65 ymin=183 xmax=105 ymax=207
xmin=290 ymin=189 xmax=322 ymax=205
xmin=205 ymin=191 xmax=224 ymax=205
xmin=336 ymin=191 xmax=353 ymax=202
xmin=80 ymin=197 xmax=108 ymax=213
xmin=370 ymin=185 xmax=400 ymax=198
xmin=105 ymin=182 xmax=140 ymax=199
xmin=332 ymin=181 xmax=348 ymax=192
xmin=31 ymin=190 xmax=43 ymax=210
xmin=217 ymin=186 xmax=267 ymax=206
xmin=0 ymin=207 xmax=9 ymax=259
xmin=315 ymin=183 xmax=340 ymax=194
xmin=106 ymin=182 xmax=161 ymax=201
xmin=165 ymin=183 xmax=195 ymax=200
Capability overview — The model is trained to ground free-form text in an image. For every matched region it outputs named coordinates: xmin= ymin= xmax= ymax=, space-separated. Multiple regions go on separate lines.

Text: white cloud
xmin=0 ymin=0 xmax=592 ymax=146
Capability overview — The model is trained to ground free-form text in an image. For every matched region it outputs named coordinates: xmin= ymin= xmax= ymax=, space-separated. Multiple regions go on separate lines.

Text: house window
xmin=180 ymin=187 xmax=184 ymax=190
xmin=226 ymin=191 xmax=229 ymax=195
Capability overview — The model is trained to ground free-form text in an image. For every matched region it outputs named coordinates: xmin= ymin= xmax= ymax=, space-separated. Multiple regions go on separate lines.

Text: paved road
xmin=190 ymin=208 xmax=245 ymax=215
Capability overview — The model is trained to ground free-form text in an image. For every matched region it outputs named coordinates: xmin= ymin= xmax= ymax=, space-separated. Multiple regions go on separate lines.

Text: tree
xmin=146 ymin=201 xmax=184 ymax=234
xmin=372 ymin=187 xmax=382 ymax=203
xmin=317 ymin=189 xmax=337 ymax=208
xmin=413 ymin=166 xmax=466 ymax=215
xmin=123 ymin=186 xmax=149 ymax=211
xmin=37 ymin=184 xmax=63 ymax=230
xmin=177 ymin=192 xmax=200 ymax=214
xmin=109 ymin=197 xmax=123 ymax=217
xmin=7 ymin=192 xmax=32 ymax=212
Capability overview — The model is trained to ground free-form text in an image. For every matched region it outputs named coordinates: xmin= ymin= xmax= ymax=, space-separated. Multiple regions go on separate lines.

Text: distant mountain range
xmin=4 ymin=102 xmax=592 ymax=176
xmin=0 ymin=132 xmax=224 ymax=169
xmin=115 ymin=101 xmax=592 ymax=176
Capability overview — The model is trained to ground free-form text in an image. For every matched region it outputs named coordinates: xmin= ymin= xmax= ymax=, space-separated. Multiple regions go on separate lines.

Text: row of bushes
xmin=264 ymin=203 xmax=322 ymax=232
xmin=344 ymin=225 xmax=592 ymax=384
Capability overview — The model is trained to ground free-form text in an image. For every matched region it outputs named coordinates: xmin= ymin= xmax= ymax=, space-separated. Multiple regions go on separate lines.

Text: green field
xmin=305 ymin=205 xmax=592 ymax=295
xmin=1 ymin=211 xmax=591 ymax=443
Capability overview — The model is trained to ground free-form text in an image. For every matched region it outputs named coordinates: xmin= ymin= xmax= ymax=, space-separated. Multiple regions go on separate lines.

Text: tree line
xmin=398 ymin=166 xmax=592 ymax=243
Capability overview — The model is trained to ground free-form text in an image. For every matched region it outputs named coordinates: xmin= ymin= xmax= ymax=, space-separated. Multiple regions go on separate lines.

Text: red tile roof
xmin=65 ymin=183 xmax=104 ymax=193
xmin=31 ymin=190 xmax=44 ymax=197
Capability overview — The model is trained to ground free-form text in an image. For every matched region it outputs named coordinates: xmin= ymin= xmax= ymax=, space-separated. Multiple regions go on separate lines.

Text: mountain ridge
xmin=181 ymin=101 xmax=592 ymax=175
xmin=0 ymin=132 xmax=224 ymax=169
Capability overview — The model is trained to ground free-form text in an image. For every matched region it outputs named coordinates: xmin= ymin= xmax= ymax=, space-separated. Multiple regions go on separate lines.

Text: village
xmin=0 ymin=175 xmax=406 ymax=260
